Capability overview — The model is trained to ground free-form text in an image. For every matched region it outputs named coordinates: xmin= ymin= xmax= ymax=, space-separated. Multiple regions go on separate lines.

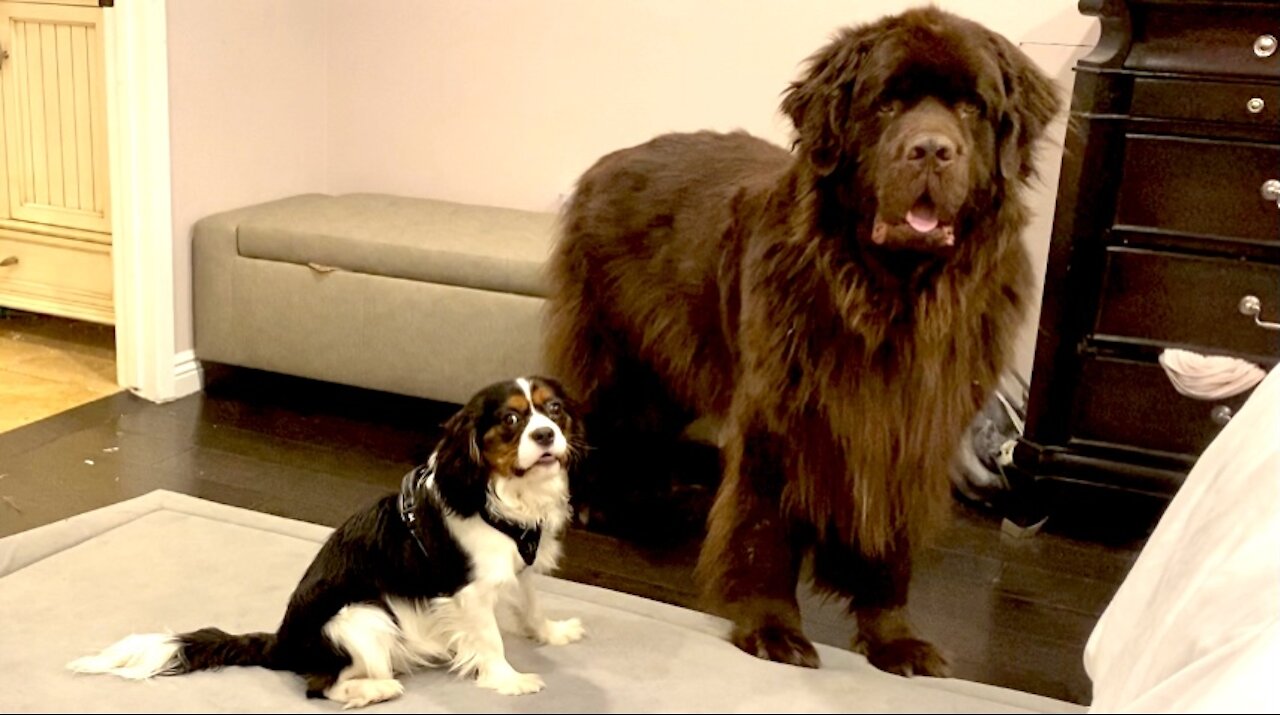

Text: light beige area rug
xmin=0 ymin=490 xmax=1082 ymax=713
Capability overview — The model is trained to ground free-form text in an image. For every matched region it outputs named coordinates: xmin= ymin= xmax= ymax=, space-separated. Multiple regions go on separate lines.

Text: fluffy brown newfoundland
xmin=544 ymin=6 xmax=1060 ymax=676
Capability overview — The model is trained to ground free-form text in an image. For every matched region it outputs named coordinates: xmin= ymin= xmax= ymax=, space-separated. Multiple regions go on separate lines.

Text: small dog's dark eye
xmin=545 ymin=400 xmax=562 ymax=416
xmin=503 ymin=412 xmax=519 ymax=427
xmin=877 ymin=102 xmax=897 ymax=116
xmin=956 ymin=102 xmax=980 ymax=118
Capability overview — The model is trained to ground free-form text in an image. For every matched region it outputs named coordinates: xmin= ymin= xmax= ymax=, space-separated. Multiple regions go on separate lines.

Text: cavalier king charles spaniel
xmin=69 ymin=376 xmax=586 ymax=708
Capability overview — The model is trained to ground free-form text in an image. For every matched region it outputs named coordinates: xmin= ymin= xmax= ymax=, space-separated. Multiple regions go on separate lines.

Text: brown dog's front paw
xmin=855 ymin=637 xmax=950 ymax=677
xmin=731 ymin=623 xmax=821 ymax=668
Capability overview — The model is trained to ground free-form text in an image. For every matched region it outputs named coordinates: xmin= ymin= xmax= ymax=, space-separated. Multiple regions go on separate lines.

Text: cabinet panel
xmin=1071 ymin=355 xmax=1252 ymax=458
xmin=0 ymin=230 xmax=112 ymax=323
xmin=1094 ymin=248 xmax=1280 ymax=360
xmin=1129 ymin=78 xmax=1280 ymax=126
xmin=1113 ymin=135 xmax=1280 ymax=245
xmin=0 ymin=1 xmax=109 ymax=234
xmin=1123 ymin=4 xmax=1280 ymax=79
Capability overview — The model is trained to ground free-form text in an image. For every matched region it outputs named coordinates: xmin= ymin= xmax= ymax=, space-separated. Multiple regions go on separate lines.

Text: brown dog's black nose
xmin=906 ymin=134 xmax=956 ymax=168
xmin=530 ymin=427 xmax=555 ymax=447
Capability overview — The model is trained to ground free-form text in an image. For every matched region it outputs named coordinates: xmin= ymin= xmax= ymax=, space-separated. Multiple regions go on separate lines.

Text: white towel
xmin=1158 ymin=348 xmax=1266 ymax=400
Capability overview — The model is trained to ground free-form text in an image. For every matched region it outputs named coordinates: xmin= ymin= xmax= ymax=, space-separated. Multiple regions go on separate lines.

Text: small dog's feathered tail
xmin=174 ymin=627 xmax=282 ymax=671
xmin=68 ymin=627 xmax=282 ymax=680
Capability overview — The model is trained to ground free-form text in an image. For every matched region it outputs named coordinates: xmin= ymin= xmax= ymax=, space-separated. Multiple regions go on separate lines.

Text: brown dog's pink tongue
xmin=906 ymin=204 xmax=939 ymax=233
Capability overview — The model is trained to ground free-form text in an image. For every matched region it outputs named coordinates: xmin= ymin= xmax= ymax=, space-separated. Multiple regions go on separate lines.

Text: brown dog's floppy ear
xmin=988 ymin=33 xmax=1063 ymax=182
xmin=781 ymin=24 xmax=880 ymax=176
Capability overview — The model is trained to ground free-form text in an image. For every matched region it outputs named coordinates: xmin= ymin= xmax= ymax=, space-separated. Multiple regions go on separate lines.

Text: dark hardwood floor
xmin=0 ymin=363 xmax=1169 ymax=705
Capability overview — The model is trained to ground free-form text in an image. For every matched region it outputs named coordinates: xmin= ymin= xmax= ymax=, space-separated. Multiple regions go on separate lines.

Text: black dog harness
xmin=397 ymin=464 xmax=436 ymax=559
xmin=398 ymin=462 xmax=543 ymax=567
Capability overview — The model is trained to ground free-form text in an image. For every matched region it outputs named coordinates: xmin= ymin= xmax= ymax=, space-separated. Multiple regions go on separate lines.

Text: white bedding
xmin=1084 ymin=365 xmax=1280 ymax=712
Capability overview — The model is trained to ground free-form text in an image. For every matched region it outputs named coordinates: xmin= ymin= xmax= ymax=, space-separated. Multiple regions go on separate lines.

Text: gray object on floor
xmin=952 ymin=372 xmax=1029 ymax=506
xmin=0 ymin=490 xmax=1080 ymax=713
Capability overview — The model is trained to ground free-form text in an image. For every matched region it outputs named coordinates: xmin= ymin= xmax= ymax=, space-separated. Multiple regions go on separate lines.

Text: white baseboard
xmin=172 ymin=349 xmax=204 ymax=400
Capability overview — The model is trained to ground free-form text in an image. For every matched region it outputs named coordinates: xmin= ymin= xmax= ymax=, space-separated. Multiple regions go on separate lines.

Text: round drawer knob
xmin=1263 ymin=179 xmax=1280 ymax=206
xmin=1257 ymin=34 xmax=1278 ymax=58
xmin=1248 ymin=97 xmax=1266 ymax=114
xmin=1210 ymin=405 xmax=1234 ymax=426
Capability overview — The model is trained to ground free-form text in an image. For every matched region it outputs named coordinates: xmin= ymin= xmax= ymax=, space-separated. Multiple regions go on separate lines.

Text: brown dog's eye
xmin=956 ymin=102 xmax=979 ymax=118
xmin=545 ymin=400 xmax=563 ymax=417
xmin=503 ymin=412 xmax=518 ymax=428
xmin=877 ymin=102 xmax=898 ymax=116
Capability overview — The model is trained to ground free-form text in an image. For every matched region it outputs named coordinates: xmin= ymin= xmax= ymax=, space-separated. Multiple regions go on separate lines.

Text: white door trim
xmin=104 ymin=0 xmax=197 ymax=403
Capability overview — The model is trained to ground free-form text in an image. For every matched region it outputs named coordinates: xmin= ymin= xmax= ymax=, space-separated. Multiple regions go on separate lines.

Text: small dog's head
xmin=432 ymin=376 xmax=584 ymax=516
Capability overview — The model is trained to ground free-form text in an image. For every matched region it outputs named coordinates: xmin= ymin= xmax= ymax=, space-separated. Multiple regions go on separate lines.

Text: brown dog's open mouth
xmin=872 ymin=197 xmax=956 ymax=250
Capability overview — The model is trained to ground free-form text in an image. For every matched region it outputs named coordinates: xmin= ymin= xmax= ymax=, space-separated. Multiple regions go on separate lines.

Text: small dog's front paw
xmin=477 ymin=670 xmax=545 ymax=696
xmin=325 ymin=678 xmax=405 ymax=709
xmin=537 ymin=617 xmax=586 ymax=646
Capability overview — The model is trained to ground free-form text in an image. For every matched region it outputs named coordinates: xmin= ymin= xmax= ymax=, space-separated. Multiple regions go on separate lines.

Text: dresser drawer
xmin=1130 ymin=78 xmax=1280 ymax=126
xmin=0 ymin=233 xmax=113 ymax=323
xmin=1072 ymin=355 xmax=1253 ymax=457
xmin=1124 ymin=4 xmax=1280 ymax=80
xmin=1115 ymin=135 xmax=1280 ymax=245
xmin=1094 ymin=248 xmax=1280 ymax=359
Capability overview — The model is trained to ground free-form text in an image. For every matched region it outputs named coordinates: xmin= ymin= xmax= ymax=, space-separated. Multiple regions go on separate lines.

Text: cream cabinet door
xmin=0 ymin=1 xmax=109 ymax=235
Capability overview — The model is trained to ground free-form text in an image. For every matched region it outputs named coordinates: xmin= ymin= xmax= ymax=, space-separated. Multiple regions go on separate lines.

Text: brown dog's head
xmin=781 ymin=6 xmax=1061 ymax=253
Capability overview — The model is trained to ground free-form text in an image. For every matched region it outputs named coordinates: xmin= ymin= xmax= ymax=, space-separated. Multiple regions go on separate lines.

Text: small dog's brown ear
xmin=432 ymin=404 xmax=489 ymax=517
xmin=438 ymin=408 xmax=482 ymax=463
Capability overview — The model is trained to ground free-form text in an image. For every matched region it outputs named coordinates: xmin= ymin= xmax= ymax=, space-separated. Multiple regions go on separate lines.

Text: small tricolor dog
xmin=68 ymin=376 xmax=586 ymax=708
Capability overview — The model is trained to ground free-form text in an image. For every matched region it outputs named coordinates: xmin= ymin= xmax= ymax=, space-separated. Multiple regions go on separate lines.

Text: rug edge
xmin=0 ymin=489 xmax=333 ymax=579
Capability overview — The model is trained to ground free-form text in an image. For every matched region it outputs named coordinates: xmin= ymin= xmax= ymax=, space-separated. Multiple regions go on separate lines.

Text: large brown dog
xmin=544 ymin=6 xmax=1060 ymax=676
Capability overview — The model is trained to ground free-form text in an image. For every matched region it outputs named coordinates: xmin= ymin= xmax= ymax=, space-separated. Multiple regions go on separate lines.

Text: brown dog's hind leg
xmin=812 ymin=537 xmax=950 ymax=677
xmin=696 ymin=421 xmax=819 ymax=669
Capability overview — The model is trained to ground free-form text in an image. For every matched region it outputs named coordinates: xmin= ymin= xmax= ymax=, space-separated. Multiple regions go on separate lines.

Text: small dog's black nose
xmin=530 ymin=427 xmax=555 ymax=447
xmin=906 ymin=134 xmax=956 ymax=168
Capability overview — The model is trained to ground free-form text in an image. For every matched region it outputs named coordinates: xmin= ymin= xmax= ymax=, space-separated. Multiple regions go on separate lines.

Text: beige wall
xmin=166 ymin=0 xmax=330 ymax=355
xmin=166 ymin=0 xmax=1098 ymax=381
xmin=324 ymin=0 xmax=1095 ymax=212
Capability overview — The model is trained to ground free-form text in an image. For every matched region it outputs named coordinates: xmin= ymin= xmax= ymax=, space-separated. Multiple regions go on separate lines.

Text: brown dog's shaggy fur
xmin=544 ymin=6 xmax=1060 ymax=676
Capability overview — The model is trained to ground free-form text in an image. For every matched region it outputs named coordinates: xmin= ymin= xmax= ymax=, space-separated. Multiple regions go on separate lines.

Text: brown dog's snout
xmin=906 ymin=134 xmax=957 ymax=169
xmin=872 ymin=98 xmax=974 ymax=249
xmin=890 ymin=98 xmax=967 ymax=175
xmin=879 ymin=100 xmax=972 ymax=215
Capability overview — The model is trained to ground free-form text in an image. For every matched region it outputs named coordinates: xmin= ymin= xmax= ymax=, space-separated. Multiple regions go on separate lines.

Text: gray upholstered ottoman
xmin=192 ymin=193 xmax=558 ymax=405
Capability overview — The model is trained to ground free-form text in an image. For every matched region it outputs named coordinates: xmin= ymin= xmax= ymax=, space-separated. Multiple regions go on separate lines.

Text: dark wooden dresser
xmin=1013 ymin=0 xmax=1280 ymax=505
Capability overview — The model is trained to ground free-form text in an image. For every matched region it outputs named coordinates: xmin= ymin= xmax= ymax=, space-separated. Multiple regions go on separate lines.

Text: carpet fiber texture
xmin=0 ymin=490 xmax=1081 ymax=713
